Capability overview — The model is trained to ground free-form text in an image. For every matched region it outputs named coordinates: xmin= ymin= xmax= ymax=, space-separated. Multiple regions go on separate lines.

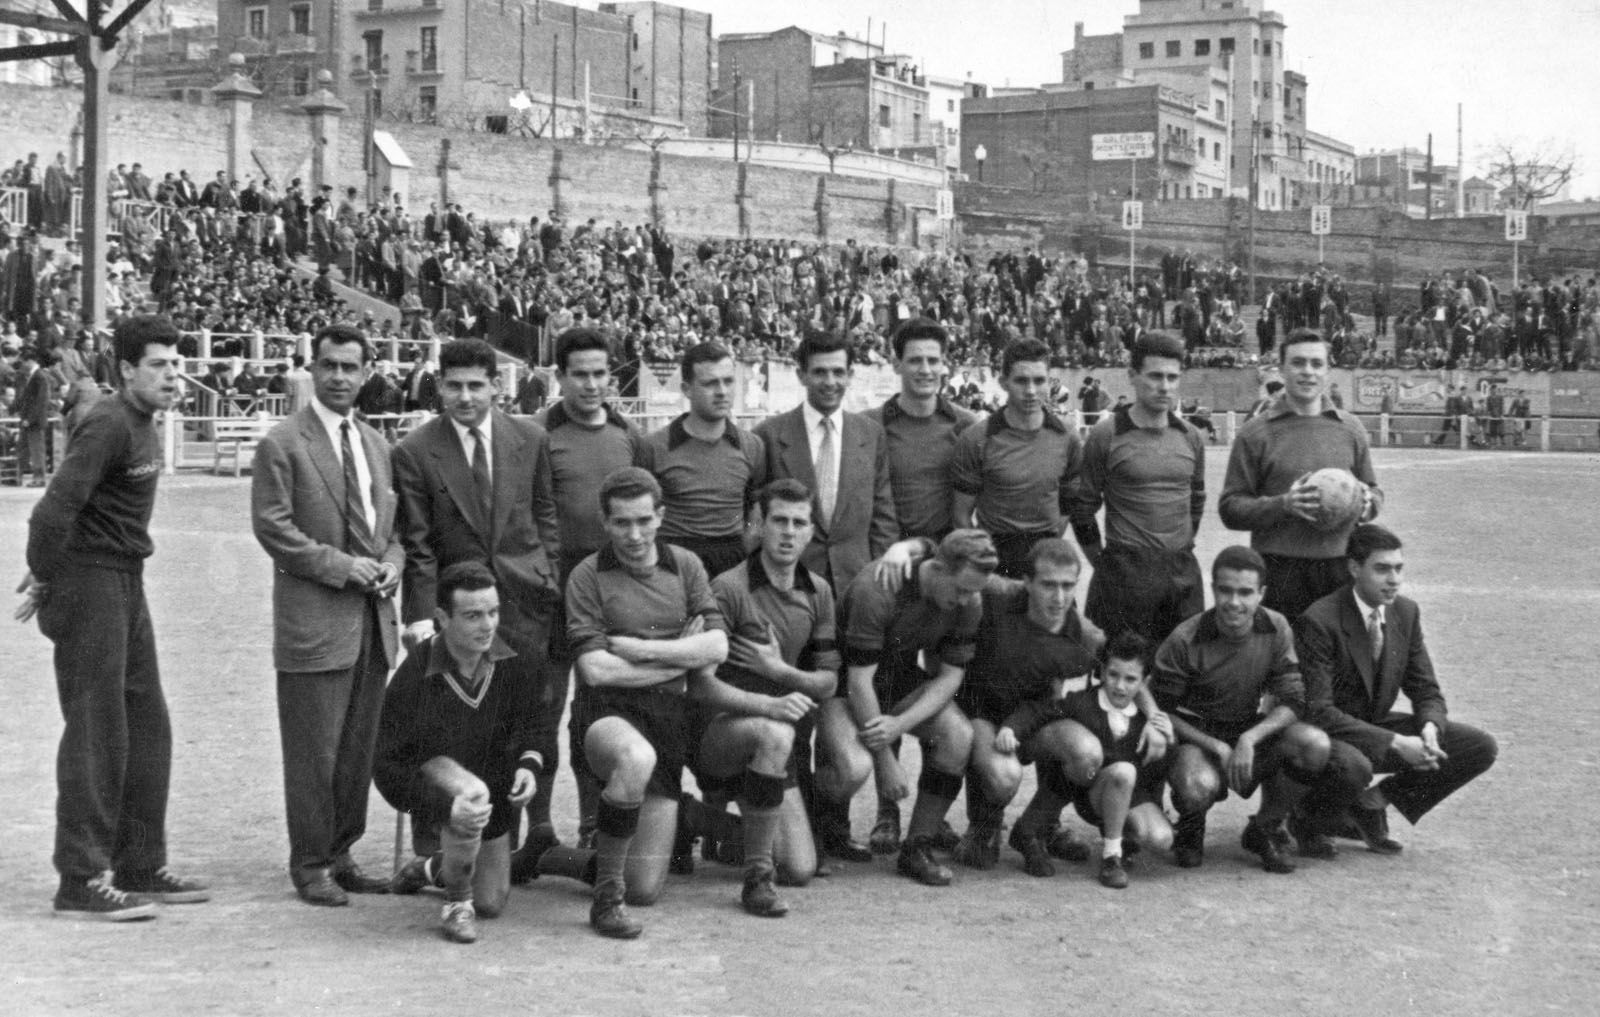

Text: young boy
xmin=375 ymin=562 xmax=542 ymax=944
xmin=1002 ymin=632 xmax=1173 ymax=888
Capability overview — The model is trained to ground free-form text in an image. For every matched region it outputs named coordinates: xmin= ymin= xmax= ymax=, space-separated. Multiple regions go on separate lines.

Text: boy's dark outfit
xmin=1007 ymin=686 xmax=1161 ymax=825
xmin=26 ymin=393 xmax=183 ymax=907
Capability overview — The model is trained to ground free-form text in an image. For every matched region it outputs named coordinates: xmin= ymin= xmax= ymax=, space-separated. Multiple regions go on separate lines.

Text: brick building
xmin=961 ymin=84 xmax=1230 ymax=201
xmin=162 ymin=0 xmax=711 ymax=133
xmin=1053 ymin=0 xmax=1356 ymax=210
xmin=713 ymin=26 xmax=934 ymax=152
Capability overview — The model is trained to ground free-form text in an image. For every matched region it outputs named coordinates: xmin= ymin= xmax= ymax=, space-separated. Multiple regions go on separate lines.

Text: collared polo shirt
xmin=961 ymin=583 xmax=1099 ymax=724
xmin=538 ymin=400 xmax=640 ymax=572
xmin=1219 ymin=403 xmax=1381 ymax=560
xmin=867 ymin=394 xmax=978 ymax=539
xmin=950 ymin=407 xmax=1082 ymax=535
xmin=1070 ymin=404 xmax=1206 ymax=553
xmin=635 ymin=414 xmax=765 ymax=542
xmin=711 ymin=552 xmax=840 ymax=698
xmin=1152 ymin=607 xmax=1304 ymax=731
xmin=565 ymin=540 xmax=725 ymax=664
xmin=839 ymin=557 xmax=982 ymax=680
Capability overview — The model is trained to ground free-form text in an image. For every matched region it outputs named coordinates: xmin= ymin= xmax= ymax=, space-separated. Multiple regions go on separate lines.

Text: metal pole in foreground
xmin=1129 ymin=156 xmax=1137 ymax=286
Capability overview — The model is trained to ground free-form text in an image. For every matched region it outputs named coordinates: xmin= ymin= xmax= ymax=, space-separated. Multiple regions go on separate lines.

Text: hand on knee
xmin=450 ymin=788 xmax=492 ymax=833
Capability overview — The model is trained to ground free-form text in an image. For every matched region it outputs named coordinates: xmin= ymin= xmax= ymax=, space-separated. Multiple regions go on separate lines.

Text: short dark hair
xmin=935 ymin=528 xmax=1000 ymax=575
xmin=891 ymin=317 xmax=949 ymax=359
xmin=681 ymin=341 xmax=733 ymax=383
xmin=1346 ymin=523 xmax=1402 ymax=565
xmin=1001 ymin=339 xmax=1051 ymax=378
xmin=598 ymin=466 xmax=662 ymax=516
xmin=1023 ymin=537 xmax=1080 ymax=578
xmin=312 ymin=323 xmax=372 ymax=363
xmin=437 ymin=560 xmax=497 ymax=612
xmin=796 ymin=328 xmax=853 ymax=371
xmin=113 ymin=314 xmax=180 ymax=367
xmin=757 ymin=477 xmax=813 ymax=518
xmin=1279 ymin=327 xmax=1328 ymax=361
xmin=554 ymin=327 xmax=611 ymax=371
xmin=1130 ymin=330 xmax=1186 ymax=370
xmin=438 ymin=338 xmax=499 ymax=377
xmin=1212 ymin=545 xmax=1267 ymax=585
xmin=1102 ymin=631 xmax=1152 ymax=675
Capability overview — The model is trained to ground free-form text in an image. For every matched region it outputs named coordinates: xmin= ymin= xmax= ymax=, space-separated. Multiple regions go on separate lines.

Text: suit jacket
xmin=755 ymin=405 xmax=896 ymax=594
xmin=392 ymin=409 xmax=560 ymax=649
xmin=1294 ymin=588 xmax=1448 ymax=765
xmin=251 ymin=407 xmax=403 ymax=673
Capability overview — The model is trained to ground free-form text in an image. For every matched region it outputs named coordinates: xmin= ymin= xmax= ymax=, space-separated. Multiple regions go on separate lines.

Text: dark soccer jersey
xmin=961 ymin=584 xmax=1098 ymax=724
xmin=840 ymin=559 xmax=981 ymax=680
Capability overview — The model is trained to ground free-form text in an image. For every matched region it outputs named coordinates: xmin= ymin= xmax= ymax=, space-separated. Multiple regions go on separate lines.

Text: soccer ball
xmin=1300 ymin=467 xmax=1366 ymax=532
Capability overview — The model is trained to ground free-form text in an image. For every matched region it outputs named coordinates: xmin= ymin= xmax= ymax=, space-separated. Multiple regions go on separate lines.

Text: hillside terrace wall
xmin=956 ymin=183 xmax=1600 ymax=311
xmin=0 ymin=82 xmax=937 ymax=246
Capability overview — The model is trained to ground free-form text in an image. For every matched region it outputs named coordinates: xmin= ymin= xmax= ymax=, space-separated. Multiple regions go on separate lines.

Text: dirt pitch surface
xmin=2 ymin=447 xmax=1597 ymax=1017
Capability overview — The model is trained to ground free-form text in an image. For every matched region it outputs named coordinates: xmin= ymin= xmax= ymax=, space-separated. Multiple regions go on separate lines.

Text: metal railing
xmin=0 ymin=187 xmax=26 ymax=227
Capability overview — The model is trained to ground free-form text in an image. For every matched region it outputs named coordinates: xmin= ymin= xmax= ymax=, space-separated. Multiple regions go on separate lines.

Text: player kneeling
xmin=689 ymin=480 xmax=839 ymax=916
xmin=1002 ymin=634 xmax=1173 ymax=888
xmin=375 ymin=562 xmax=544 ymax=944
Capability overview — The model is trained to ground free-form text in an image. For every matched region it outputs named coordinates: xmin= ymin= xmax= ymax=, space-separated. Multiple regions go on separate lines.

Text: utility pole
xmin=1425 ymin=133 xmax=1433 ymax=221
xmin=1456 ymin=103 xmax=1465 ymax=218
xmin=731 ymin=57 xmax=741 ymax=162
xmin=1247 ymin=117 xmax=1258 ymax=306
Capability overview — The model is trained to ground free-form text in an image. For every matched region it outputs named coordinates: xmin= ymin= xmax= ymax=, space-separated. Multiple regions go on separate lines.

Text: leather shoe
xmin=296 ymin=871 xmax=350 ymax=907
xmin=1008 ymin=825 xmax=1055 ymax=878
xmin=1287 ymin=811 xmax=1338 ymax=860
xmin=896 ymin=836 xmax=953 ymax=886
xmin=1241 ymin=818 xmax=1297 ymax=874
xmin=1349 ymin=805 xmax=1403 ymax=855
xmin=819 ymin=829 xmax=873 ymax=864
xmin=333 ymin=864 xmax=391 ymax=894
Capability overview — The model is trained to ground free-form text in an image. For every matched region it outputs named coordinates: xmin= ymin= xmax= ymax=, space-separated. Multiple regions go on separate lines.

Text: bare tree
xmin=1482 ymin=141 xmax=1578 ymax=209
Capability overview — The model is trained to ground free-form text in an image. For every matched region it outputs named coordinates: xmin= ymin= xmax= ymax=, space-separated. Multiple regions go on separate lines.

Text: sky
xmin=690 ymin=0 xmax=1600 ymax=200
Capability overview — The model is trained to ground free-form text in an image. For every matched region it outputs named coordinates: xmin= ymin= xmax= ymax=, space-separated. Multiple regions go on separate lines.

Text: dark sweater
xmin=26 ymin=393 xmax=162 ymax=581
xmin=373 ymin=635 xmax=542 ymax=841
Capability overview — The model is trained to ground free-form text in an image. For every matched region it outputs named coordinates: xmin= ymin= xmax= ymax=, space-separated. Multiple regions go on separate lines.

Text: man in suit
xmin=392 ymin=338 xmax=564 ymax=868
xmin=252 ymin=324 xmax=403 ymax=906
xmin=755 ymin=328 xmax=897 ymax=865
xmin=1295 ymin=525 xmax=1497 ymax=855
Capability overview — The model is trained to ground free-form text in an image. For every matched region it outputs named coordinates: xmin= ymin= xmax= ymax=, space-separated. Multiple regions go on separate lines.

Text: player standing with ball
xmin=1219 ymin=328 xmax=1382 ymax=620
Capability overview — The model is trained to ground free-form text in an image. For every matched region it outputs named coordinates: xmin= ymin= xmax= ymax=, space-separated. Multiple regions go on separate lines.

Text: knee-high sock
xmin=1015 ymin=763 xmax=1071 ymax=836
xmin=739 ymin=770 xmax=787 ymax=880
xmin=593 ymin=796 xmax=641 ymax=902
xmin=536 ymin=845 xmax=597 ymax=884
xmin=906 ymin=767 xmax=963 ymax=842
xmin=439 ymin=823 xmax=483 ymax=903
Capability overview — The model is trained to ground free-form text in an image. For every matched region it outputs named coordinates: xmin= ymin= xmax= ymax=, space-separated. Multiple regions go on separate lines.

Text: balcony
xmin=274 ymin=32 xmax=318 ymax=55
xmin=350 ymin=52 xmax=390 ymax=78
xmin=1162 ymin=142 xmax=1196 ymax=167
xmin=354 ymin=0 xmax=440 ymax=19
xmin=404 ymin=49 xmax=441 ymax=76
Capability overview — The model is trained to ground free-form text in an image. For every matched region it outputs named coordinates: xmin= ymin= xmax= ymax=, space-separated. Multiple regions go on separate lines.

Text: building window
xmin=1138 ymin=41 xmax=1154 ymax=59
xmin=1253 ymin=38 xmax=1260 ymax=54
xmin=290 ymin=4 xmax=311 ymax=35
xmin=1220 ymin=37 xmax=1234 ymax=54
xmin=364 ymin=31 xmax=383 ymax=73
xmin=293 ymin=67 xmax=310 ymax=95
xmin=1214 ymin=142 xmax=1221 ymax=160
xmin=368 ymin=0 xmax=382 ymax=11
xmin=1083 ymin=81 xmax=1094 ymax=90
xmin=632 ymin=32 xmax=638 ymax=51
xmin=1165 ymin=40 xmax=1180 ymax=57
xmin=912 ymin=112 xmax=922 ymax=142
xmin=1215 ymin=99 xmax=1225 ymax=119
xmin=947 ymin=99 xmax=955 ymax=113
xmin=245 ymin=6 xmax=265 ymax=39
xmin=878 ymin=104 xmax=890 ymax=128
xmin=419 ymin=86 xmax=437 ymax=123
xmin=1194 ymin=39 xmax=1211 ymax=56
xmin=419 ymin=26 xmax=436 ymax=71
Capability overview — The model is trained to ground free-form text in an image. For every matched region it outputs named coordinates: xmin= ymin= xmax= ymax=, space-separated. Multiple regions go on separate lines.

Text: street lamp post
xmin=974 ymin=143 xmax=987 ymax=183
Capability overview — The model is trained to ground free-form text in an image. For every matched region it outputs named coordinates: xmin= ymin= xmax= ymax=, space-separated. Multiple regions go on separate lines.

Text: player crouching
xmin=1002 ymin=633 xmax=1173 ymax=888
xmin=689 ymin=479 xmax=840 ymax=916
xmin=375 ymin=562 xmax=544 ymax=944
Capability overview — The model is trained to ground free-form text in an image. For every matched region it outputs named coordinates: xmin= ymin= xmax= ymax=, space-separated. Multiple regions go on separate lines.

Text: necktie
xmin=815 ymin=416 xmax=837 ymax=524
xmin=340 ymin=421 xmax=375 ymax=555
xmin=468 ymin=426 xmax=492 ymax=525
xmin=1368 ymin=607 xmax=1385 ymax=665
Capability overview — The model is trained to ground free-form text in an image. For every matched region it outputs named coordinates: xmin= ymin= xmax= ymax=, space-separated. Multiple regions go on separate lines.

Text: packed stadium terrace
xmin=4 ymin=160 xmax=1600 ymax=420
